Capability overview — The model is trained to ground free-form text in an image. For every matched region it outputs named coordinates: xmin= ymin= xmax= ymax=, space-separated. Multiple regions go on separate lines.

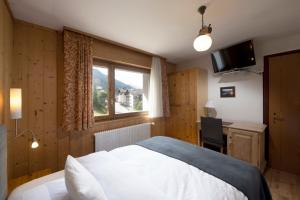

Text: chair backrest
xmin=201 ymin=117 xmax=223 ymax=146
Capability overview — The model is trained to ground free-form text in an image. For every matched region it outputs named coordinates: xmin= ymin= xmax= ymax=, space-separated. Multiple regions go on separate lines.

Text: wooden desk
xmin=196 ymin=121 xmax=267 ymax=172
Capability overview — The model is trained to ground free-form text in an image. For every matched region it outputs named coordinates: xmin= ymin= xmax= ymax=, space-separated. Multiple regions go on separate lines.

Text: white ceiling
xmin=8 ymin=0 xmax=300 ymax=63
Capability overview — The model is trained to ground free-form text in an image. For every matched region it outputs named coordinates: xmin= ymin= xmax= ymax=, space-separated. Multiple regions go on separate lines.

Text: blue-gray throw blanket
xmin=137 ymin=136 xmax=271 ymax=200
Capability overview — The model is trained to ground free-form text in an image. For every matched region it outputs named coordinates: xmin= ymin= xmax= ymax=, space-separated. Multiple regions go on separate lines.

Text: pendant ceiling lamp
xmin=193 ymin=5 xmax=213 ymax=52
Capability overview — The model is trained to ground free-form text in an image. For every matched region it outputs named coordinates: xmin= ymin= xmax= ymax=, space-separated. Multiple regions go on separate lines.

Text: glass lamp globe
xmin=31 ymin=137 xmax=39 ymax=149
xmin=193 ymin=34 xmax=212 ymax=51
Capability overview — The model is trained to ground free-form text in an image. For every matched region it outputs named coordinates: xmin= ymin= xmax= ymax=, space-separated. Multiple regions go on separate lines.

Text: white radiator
xmin=94 ymin=123 xmax=151 ymax=152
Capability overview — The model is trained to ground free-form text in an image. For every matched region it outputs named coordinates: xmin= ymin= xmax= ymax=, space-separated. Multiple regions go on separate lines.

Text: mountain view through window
xmin=93 ymin=64 xmax=150 ymax=118
xmin=92 ymin=66 xmax=109 ymax=117
xmin=115 ymin=68 xmax=149 ymax=114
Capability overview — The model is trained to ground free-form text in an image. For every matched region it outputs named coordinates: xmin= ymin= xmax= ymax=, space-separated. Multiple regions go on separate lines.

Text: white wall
xmin=177 ymin=33 xmax=300 ymax=123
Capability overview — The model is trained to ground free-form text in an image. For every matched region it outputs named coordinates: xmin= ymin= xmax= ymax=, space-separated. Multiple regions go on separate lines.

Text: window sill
xmin=94 ymin=112 xmax=148 ymax=122
xmin=92 ymin=114 xmax=151 ymax=133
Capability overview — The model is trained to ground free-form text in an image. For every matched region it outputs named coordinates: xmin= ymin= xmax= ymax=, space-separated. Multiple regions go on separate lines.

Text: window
xmin=92 ymin=60 xmax=150 ymax=120
xmin=92 ymin=66 xmax=109 ymax=117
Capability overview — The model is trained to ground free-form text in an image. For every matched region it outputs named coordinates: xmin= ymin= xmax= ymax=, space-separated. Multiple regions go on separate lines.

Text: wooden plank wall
xmin=9 ymin=20 xmax=58 ymax=178
xmin=0 ymin=0 xmax=13 ymax=179
xmin=93 ymin=39 xmax=152 ymax=69
xmin=0 ymin=0 xmax=13 ymax=125
xmin=8 ymin=20 xmax=173 ymax=178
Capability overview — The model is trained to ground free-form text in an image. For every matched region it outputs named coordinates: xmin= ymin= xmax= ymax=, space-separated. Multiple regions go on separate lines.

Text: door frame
xmin=263 ymin=49 xmax=300 ymax=163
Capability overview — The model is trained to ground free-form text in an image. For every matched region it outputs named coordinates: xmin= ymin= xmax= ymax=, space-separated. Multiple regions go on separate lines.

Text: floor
xmin=265 ymin=168 xmax=300 ymax=200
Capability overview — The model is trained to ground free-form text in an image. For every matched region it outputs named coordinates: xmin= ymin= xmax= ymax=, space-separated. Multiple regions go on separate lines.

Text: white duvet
xmin=8 ymin=145 xmax=247 ymax=200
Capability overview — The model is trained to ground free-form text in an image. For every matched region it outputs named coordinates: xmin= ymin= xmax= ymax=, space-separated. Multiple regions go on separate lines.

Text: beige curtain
xmin=161 ymin=58 xmax=170 ymax=117
xmin=149 ymin=57 xmax=170 ymax=118
xmin=62 ymin=30 xmax=94 ymax=132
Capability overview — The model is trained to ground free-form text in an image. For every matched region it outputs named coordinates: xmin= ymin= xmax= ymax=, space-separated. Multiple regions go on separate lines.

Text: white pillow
xmin=64 ymin=155 xmax=108 ymax=200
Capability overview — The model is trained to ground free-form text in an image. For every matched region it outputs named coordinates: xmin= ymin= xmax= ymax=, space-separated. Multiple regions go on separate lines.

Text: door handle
xmin=273 ymin=117 xmax=284 ymax=122
xmin=273 ymin=112 xmax=284 ymax=123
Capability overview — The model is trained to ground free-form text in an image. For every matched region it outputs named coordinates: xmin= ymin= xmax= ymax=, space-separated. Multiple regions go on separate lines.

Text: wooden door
xmin=268 ymin=52 xmax=300 ymax=175
xmin=166 ymin=70 xmax=198 ymax=144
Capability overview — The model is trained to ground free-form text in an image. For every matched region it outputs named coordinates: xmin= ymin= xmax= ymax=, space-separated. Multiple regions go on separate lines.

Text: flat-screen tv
xmin=211 ymin=40 xmax=256 ymax=73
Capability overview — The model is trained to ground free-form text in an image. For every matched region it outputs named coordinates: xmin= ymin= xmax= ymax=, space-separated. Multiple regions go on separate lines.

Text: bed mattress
xmin=8 ymin=145 xmax=247 ymax=200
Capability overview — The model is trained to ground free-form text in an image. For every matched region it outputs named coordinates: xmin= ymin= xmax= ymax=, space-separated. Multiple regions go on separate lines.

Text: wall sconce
xmin=10 ymin=88 xmax=39 ymax=149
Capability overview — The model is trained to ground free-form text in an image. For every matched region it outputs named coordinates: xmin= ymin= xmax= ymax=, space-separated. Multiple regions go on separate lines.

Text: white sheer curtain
xmin=149 ymin=57 xmax=163 ymax=118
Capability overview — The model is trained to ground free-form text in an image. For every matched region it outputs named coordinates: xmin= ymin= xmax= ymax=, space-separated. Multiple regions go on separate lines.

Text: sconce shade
xmin=10 ymin=88 xmax=22 ymax=119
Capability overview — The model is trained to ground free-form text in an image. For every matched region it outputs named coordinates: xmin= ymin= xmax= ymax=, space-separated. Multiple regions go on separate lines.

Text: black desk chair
xmin=201 ymin=117 xmax=226 ymax=153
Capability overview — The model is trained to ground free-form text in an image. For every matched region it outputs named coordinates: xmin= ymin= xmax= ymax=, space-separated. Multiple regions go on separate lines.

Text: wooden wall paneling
xmin=0 ymin=0 xmax=13 ymax=125
xmin=92 ymin=116 xmax=150 ymax=133
xmin=69 ymin=131 xmax=92 ymax=159
xmin=151 ymin=117 xmax=165 ymax=137
xmin=42 ymin=30 xmax=58 ymax=172
xmin=81 ymin=132 xmax=94 ymax=156
xmin=10 ymin=22 xmax=27 ymax=178
xmin=166 ymin=62 xmax=176 ymax=74
xmin=10 ymin=21 xmax=59 ymax=177
xmin=56 ymin=32 xmax=63 ymax=130
xmin=0 ymin=0 xmax=4 ymax=124
xmin=11 ymin=22 xmax=32 ymax=178
xmin=3 ymin=0 xmax=13 ymax=127
xmin=168 ymin=73 xmax=176 ymax=106
xmin=93 ymin=40 xmax=152 ymax=69
xmin=64 ymin=26 xmax=162 ymax=59
xmin=3 ymin=0 xmax=13 ymax=180
xmin=27 ymin=25 xmax=46 ymax=173
xmin=176 ymin=72 xmax=189 ymax=105
xmin=57 ymin=136 xmax=69 ymax=170
xmin=69 ymin=132 xmax=83 ymax=158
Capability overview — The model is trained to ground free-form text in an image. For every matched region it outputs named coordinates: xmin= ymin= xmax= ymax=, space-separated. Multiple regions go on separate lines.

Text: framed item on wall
xmin=220 ymin=86 xmax=235 ymax=98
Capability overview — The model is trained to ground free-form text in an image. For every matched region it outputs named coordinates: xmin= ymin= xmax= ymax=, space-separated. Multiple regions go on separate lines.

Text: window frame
xmin=93 ymin=58 xmax=150 ymax=122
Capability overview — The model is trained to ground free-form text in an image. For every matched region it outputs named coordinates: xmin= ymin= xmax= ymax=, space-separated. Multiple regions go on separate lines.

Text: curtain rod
xmin=63 ymin=26 xmax=165 ymax=60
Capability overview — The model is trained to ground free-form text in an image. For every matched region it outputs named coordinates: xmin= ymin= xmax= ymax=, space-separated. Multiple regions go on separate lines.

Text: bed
xmin=8 ymin=136 xmax=271 ymax=200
